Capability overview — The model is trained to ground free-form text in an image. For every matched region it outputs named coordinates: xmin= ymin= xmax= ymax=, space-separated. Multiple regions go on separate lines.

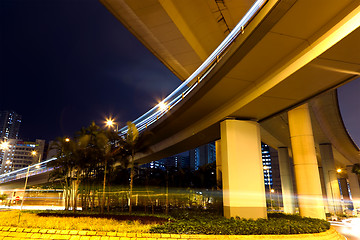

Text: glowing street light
xmin=158 ymin=101 xmax=168 ymax=112
xmin=0 ymin=141 xmax=9 ymax=151
xmin=31 ymin=151 xmax=41 ymax=167
xmin=65 ymin=138 xmax=70 ymax=142
xmin=106 ymin=118 xmax=114 ymax=127
xmin=105 ymin=117 xmax=118 ymax=132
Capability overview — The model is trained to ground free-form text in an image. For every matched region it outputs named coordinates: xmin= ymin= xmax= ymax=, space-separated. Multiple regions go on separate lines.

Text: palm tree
xmin=78 ymin=122 xmax=127 ymax=213
xmin=78 ymin=123 xmax=109 ymax=213
xmin=123 ymin=121 xmax=152 ymax=213
xmin=49 ymin=137 xmax=79 ymax=211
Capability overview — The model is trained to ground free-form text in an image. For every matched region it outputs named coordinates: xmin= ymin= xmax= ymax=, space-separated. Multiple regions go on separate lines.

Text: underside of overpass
xmin=101 ymin=0 xmax=360 ymax=165
xmin=0 ymin=0 xmax=359 ymax=220
xmin=100 ymin=0 xmax=360 ymax=219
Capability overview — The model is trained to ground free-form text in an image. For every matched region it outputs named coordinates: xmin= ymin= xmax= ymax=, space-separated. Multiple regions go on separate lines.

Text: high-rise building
xmin=0 ymin=111 xmax=22 ymax=141
xmin=189 ymin=142 xmax=216 ymax=171
xmin=262 ymin=143 xmax=273 ymax=190
xmin=141 ymin=154 xmax=190 ymax=170
xmin=0 ymin=139 xmax=45 ymax=174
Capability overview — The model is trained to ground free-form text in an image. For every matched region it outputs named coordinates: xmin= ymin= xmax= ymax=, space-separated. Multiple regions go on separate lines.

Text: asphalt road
xmin=330 ymin=218 xmax=360 ymax=240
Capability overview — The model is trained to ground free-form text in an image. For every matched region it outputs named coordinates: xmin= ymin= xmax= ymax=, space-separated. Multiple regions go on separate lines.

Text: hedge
xmin=150 ymin=211 xmax=330 ymax=235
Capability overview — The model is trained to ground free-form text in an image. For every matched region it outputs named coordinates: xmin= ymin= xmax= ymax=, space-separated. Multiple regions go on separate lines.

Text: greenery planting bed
xmin=0 ymin=210 xmax=330 ymax=235
xmin=151 ymin=211 xmax=330 ymax=235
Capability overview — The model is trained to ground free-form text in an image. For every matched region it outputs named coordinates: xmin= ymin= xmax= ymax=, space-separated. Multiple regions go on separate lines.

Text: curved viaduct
xmin=101 ymin=0 xmax=360 ymax=219
xmin=1 ymin=0 xmax=359 ymax=220
xmin=100 ymin=0 xmax=360 ymax=219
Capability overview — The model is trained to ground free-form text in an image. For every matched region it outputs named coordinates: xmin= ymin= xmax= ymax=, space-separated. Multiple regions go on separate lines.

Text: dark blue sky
xmin=1 ymin=0 xmax=359 ymax=148
xmin=0 ymin=0 xmax=180 ymax=141
xmin=338 ymin=78 xmax=360 ymax=147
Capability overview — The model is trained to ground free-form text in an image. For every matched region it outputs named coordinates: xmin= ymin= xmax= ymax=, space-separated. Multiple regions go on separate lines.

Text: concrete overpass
xmin=100 ymin=0 xmax=360 ymax=219
xmin=2 ymin=0 xmax=359 ymax=220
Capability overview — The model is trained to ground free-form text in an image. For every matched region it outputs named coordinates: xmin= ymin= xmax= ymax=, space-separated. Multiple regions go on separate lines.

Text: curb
xmin=0 ymin=226 xmax=345 ymax=240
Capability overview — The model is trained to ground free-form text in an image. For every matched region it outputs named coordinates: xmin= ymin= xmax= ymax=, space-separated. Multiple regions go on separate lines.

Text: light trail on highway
xmin=119 ymin=0 xmax=268 ymax=134
xmin=330 ymin=218 xmax=360 ymax=240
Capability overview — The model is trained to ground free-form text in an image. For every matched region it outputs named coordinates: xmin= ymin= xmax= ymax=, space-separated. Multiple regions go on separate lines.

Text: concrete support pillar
xmin=288 ymin=104 xmax=326 ymax=219
xmin=346 ymin=165 xmax=360 ymax=213
xmin=215 ymin=140 xmax=222 ymax=190
xmin=319 ymin=144 xmax=342 ymax=215
xmin=278 ymin=147 xmax=295 ymax=214
xmin=220 ymin=119 xmax=267 ymax=219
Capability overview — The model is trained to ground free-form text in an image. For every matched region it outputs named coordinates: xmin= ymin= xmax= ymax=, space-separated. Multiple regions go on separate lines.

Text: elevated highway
xmin=2 ymin=0 xmax=360 ymax=220
xmin=101 ymin=0 xmax=360 ymax=164
xmin=101 ymin=0 xmax=360 ymax=219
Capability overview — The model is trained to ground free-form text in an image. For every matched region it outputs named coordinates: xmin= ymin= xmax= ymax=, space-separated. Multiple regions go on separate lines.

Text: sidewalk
xmin=0 ymin=226 xmax=345 ymax=240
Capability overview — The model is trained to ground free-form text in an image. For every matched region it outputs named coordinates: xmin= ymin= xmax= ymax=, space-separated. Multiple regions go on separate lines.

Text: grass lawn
xmin=0 ymin=209 xmax=330 ymax=235
xmin=0 ymin=210 xmax=160 ymax=232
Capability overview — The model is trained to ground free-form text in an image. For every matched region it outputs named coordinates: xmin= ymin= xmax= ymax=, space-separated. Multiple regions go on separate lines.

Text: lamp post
xmin=270 ymin=189 xmax=275 ymax=209
xmin=327 ymin=169 xmax=339 ymax=219
xmin=0 ymin=141 xmax=9 ymax=151
xmin=105 ymin=118 xmax=118 ymax=132
xmin=18 ymin=162 xmax=40 ymax=223
xmin=31 ymin=151 xmax=41 ymax=164
xmin=18 ymin=150 xmax=42 ymax=221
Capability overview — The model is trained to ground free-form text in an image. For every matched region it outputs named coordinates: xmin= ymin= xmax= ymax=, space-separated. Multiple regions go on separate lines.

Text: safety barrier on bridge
xmin=119 ymin=0 xmax=268 ymax=134
xmin=0 ymin=158 xmax=56 ymax=184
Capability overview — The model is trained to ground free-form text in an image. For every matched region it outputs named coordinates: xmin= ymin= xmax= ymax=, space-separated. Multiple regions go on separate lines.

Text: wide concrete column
xmin=278 ymin=147 xmax=295 ymax=214
xmin=346 ymin=165 xmax=360 ymax=213
xmin=215 ymin=140 xmax=222 ymax=190
xmin=319 ymin=144 xmax=342 ymax=215
xmin=220 ymin=119 xmax=267 ymax=219
xmin=288 ymin=104 xmax=326 ymax=219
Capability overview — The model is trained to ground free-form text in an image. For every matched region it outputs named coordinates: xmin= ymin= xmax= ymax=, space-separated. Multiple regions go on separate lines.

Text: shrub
xmin=150 ymin=210 xmax=330 ymax=235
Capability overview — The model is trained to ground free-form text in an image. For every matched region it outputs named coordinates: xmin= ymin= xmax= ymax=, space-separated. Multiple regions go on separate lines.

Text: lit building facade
xmin=262 ymin=143 xmax=273 ymax=190
xmin=0 ymin=111 xmax=22 ymax=141
xmin=0 ymin=139 xmax=45 ymax=174
xmin=142 ymin=154 xmax=190 ymax=170
xmin=190 ymin=142 xmax=216 ymax=171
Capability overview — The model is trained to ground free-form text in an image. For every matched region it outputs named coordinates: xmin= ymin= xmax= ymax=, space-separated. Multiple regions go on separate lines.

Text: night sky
xmin=1 ymin=0 xmax=360 ymax=147
xmin=338 ymin=78 xmax=360 ymax=147
xmin=0 ymin=0 xmax=180 ymax=141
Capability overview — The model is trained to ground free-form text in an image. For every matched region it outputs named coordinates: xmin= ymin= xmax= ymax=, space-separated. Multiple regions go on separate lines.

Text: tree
xmin=77 ymin=122 xmax=125 ymax=213
xmin=352 ymin=163 xmax=360 ymax=176
xmin=49 ymin=122 xmax=126 ymax=213
xmin=122 ymin=121 xmax=152 ymax=213
xmin=49 ymin=137 xmax=79 ymax=211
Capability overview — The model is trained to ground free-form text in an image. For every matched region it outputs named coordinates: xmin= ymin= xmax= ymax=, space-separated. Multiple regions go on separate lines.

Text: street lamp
xmin=18 ymin=161 xmax=36 ymax=223
xmin=105 ymin=117 xmax=118 ymax=132
xmin=158 ymin=101 xmax=168 ymax=112
xmin=0 ymin=141 xmax=9 ymax=151
xmin=31 ymin=151 xmax=41 ymax=168
xmin=18 ymin=150 xmax=44 ymax=222
xmin=65 ymin=138 xmax=70 ymax=142
xmin=327 ymin=169 xmax=339 ymax=220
